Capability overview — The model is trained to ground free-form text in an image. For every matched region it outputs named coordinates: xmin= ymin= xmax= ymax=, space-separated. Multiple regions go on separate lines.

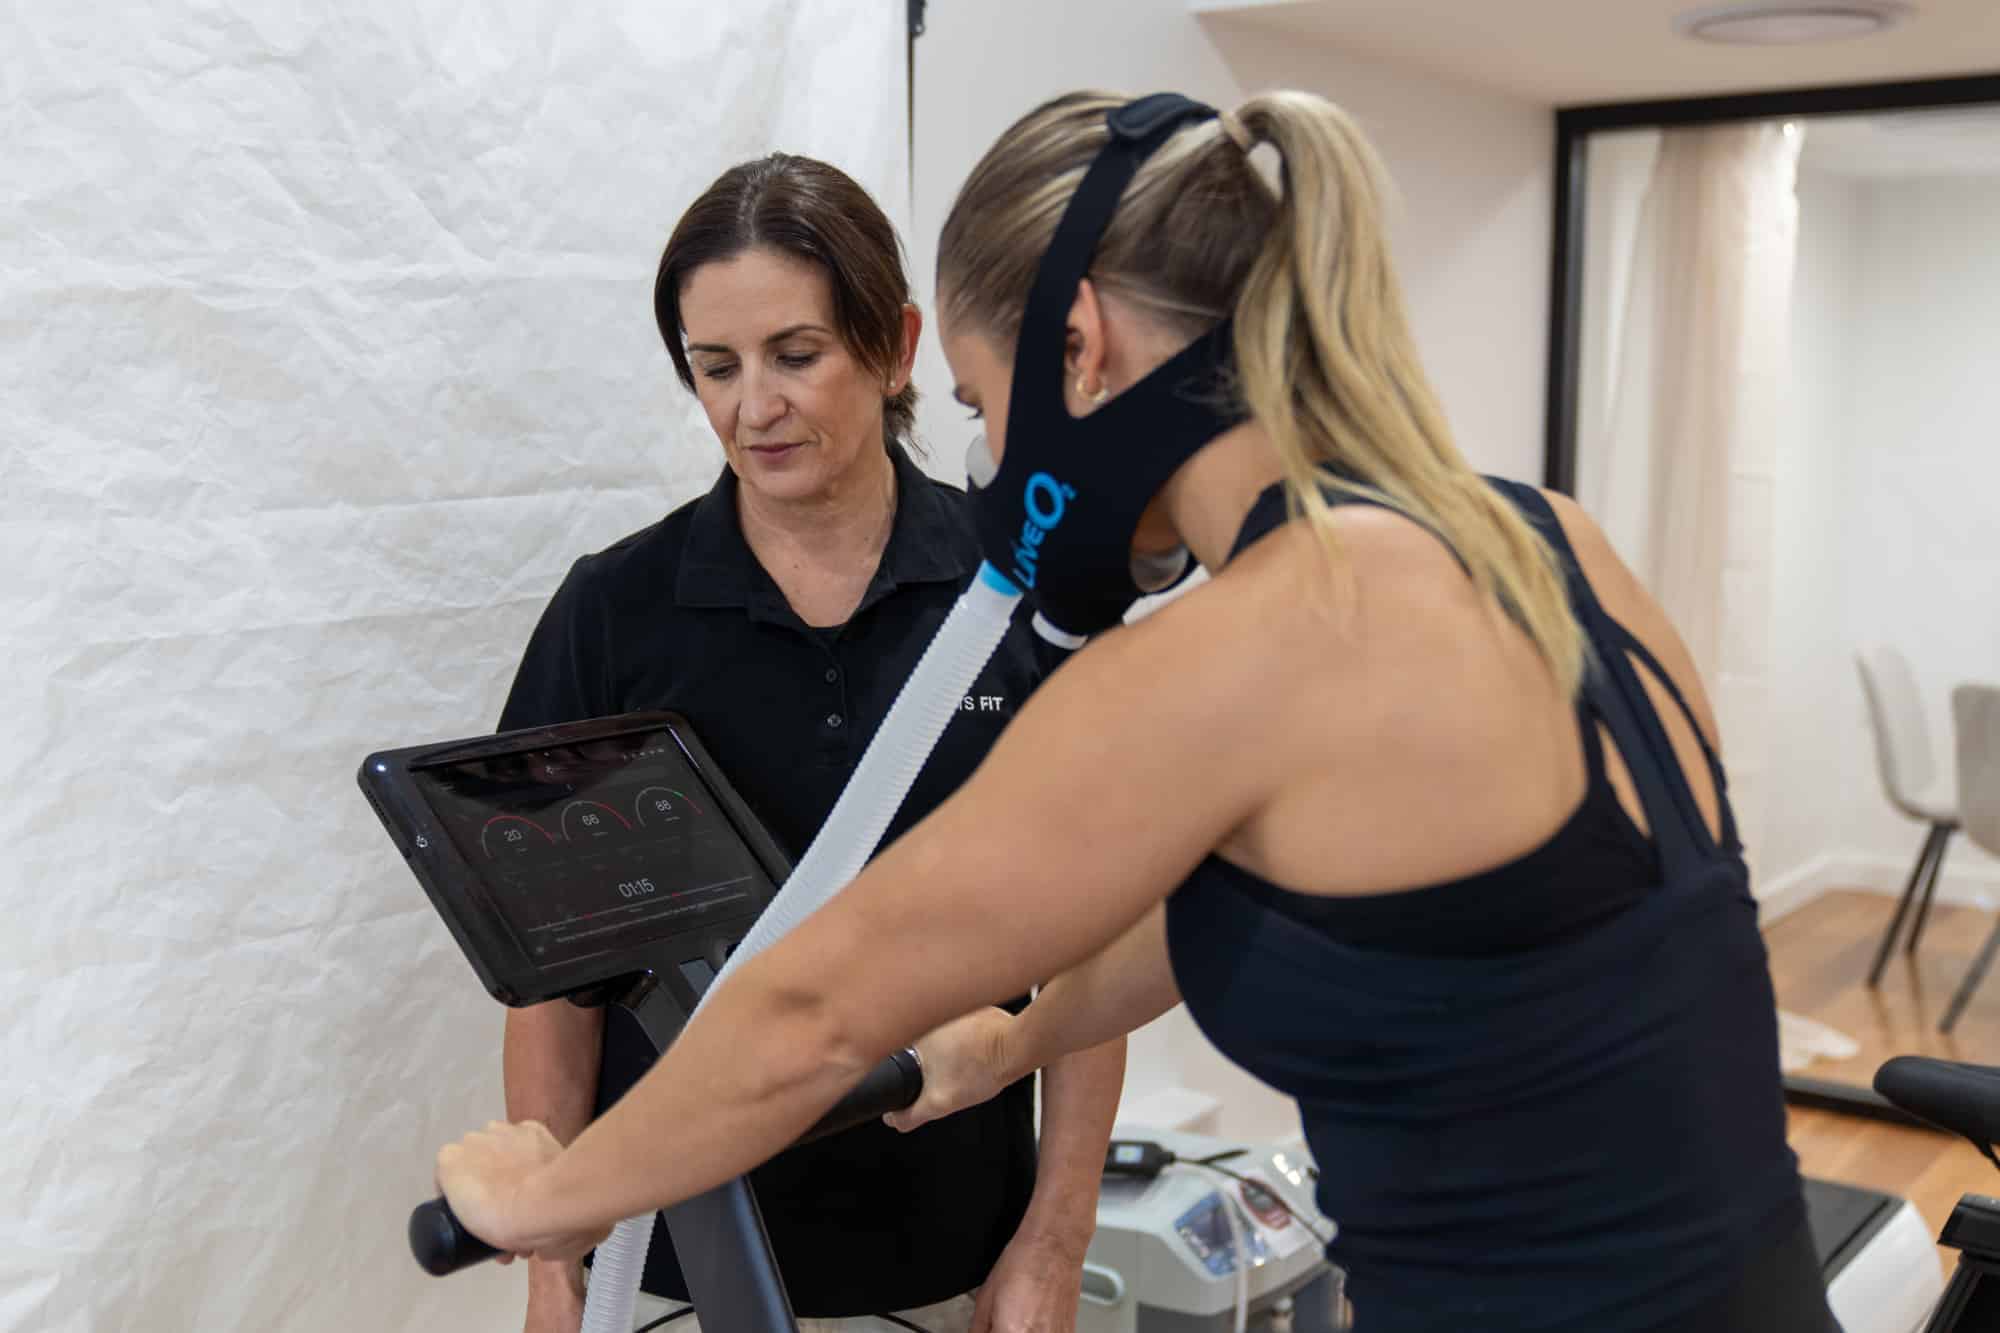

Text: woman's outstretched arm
xmin=435 ymin=571 xmax=1292 ymax=1259
xmin=885 ymin=906 xmax=1180 ymax=1135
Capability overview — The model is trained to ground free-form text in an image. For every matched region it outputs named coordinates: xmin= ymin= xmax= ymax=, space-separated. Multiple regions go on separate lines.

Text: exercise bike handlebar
xmin=1875 ymin=1055 xmax=2000 ymax=1147
xmin=409 ymin=1047 xmax=924 ymax=1276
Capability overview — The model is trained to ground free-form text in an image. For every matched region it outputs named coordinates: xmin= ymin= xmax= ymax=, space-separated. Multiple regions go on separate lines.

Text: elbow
xmin=732 ymin=959 xmax=876 ymax=1107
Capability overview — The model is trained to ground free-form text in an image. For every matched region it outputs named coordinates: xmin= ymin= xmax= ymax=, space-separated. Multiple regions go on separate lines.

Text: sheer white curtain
xmin=1577 ymin=122 xmax=1804 ymax=883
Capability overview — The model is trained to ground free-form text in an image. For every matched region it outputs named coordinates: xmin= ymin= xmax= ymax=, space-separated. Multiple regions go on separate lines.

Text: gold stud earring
xmin=1076 ymin=375 xmax=1109 ymax=406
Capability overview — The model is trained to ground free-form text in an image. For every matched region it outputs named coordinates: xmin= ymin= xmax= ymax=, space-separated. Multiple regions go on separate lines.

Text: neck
xmin=736 ymin=445 xmax=899 ymax=575
xmin=1158 ymin=423 xmax=1285 ymax=572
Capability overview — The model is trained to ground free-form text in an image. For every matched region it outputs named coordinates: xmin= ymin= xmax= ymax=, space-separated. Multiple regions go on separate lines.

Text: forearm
xmin=493 ymin=687 xmax=1212 ymax=1247
xmin=505 ymin=1000 xmax=604 ymax=1294
xmin=1016 ymin=1035 xmax=1125 ymax=1254
xmin=505 ymin=1001 xmax=604 ymax=1142
xmin=516 ymin=957 xmax=870 ymax=1243
xmin=1004 ymin=906 xmax=1180 ymax=1083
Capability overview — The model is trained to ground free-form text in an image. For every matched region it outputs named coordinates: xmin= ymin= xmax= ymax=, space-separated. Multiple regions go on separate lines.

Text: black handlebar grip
xmin=1876 ymin=1055 xmax=2000 ymax=1146
xmin=799 ymin=1048 xmax=924 ymax=1145
xmin=410 ymin=1195 xmax=502 ymax=1276
xmin=411 ymin=1049 xmax=921 ymax=1274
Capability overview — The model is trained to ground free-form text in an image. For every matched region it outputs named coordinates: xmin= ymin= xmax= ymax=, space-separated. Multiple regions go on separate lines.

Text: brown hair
xmin=938 ymin=92 xmax=1583 ymax=695
xmin=655 ymin=153 xmax=919 ymax=452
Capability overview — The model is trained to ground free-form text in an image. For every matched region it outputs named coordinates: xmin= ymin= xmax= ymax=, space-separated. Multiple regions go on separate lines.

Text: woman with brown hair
xmin=494 ymin=152 xmax=1123 ymax=1333
xmin=447 ymin=92 xmax=1835 ymax=1333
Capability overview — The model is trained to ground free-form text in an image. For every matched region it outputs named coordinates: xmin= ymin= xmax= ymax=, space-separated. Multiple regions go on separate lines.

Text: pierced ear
xmin=1064 ymin=277 xmax=1109 ymax=382
xmin=1063 ymin=329 xmax=1085 ymax=373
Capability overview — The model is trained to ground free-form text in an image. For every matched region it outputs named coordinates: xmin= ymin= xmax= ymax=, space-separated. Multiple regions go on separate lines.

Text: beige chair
xmin=1942 ymin=685 xmax=2000 ymax=1035
xmin=1858 ymin=646 xmax=1959 ymax=987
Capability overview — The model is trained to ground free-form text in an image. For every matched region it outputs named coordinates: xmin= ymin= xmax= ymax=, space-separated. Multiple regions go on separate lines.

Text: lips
xmin=745 ymin=442 xmax=805 ymax=461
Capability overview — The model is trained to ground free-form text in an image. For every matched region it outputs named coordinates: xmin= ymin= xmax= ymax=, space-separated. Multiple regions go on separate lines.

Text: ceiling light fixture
xmin=1673 ymin=2 xmax=1914 ymax=45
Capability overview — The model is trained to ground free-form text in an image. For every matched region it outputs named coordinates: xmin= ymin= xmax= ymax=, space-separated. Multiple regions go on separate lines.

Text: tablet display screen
xmin=412 ymin=728 xmax=774 ymax=968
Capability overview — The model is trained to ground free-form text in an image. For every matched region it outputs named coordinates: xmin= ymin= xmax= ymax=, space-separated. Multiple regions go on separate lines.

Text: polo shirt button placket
xmin=822 ymin=650 xmax=848 ymax=744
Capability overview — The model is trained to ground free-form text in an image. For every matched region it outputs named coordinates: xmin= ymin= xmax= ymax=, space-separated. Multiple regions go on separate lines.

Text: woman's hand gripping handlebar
xmin=409 ymin=1048 xmax=924 ymax=1275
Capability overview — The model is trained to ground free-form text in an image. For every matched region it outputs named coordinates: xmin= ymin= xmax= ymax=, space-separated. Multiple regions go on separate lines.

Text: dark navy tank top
xmin=1165 ymin=478 xmax=1823 ymax=1332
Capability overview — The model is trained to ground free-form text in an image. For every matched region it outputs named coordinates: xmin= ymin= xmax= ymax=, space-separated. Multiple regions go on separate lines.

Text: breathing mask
xmin=966 ymin=93 xmax=1249 ymax=646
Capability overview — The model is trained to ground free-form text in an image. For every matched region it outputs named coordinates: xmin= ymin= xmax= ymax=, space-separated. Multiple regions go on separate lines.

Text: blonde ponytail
xmin=939 ymin=89 xmax=1586 ymax=696
xmin=1231 ymin=91 xmax=1585 ymax=695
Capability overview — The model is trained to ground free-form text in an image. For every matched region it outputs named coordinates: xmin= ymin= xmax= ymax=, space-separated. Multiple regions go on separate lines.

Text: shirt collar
xmin=675 ymin=445 xmax=975 ymax=620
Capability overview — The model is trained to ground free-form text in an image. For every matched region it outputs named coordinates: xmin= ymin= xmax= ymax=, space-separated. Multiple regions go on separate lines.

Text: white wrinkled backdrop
xmin=1 ymin=5 xmax=905 ymax=1329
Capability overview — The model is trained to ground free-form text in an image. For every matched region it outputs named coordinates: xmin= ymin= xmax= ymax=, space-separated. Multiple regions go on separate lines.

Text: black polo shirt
xmin=497 ymin=445 xmax=1059 ymax=1315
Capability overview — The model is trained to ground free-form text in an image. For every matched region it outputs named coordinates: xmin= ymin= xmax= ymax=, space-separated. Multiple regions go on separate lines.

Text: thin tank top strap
xmin=1595 ymin=615 xmax=1740 ymax=851
xmin=1577 ymin=698 xmax=1611 ymax=790
xmin=1228 ymin=477 xmax=1469 ymax=576
xmin=1228 ymin=482 xmax=1296 ymax=561
xmin=1484 ymin=479 xmax=1722 ymax=872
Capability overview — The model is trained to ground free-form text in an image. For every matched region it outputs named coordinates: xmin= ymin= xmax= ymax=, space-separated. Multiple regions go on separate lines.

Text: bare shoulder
xmin=1113 ymin=512 xmax=1402 ymax=686
xmin=1537 ymin=488 xmax=1639 ymax=602
xmin=996 ymin=524 xmax=1359 ymax=824
xmin=1167 ymin=502 xmax=1583 ymax=892
xmin=1047 ymin=492 xmax=1556 ymax=759
xmin=1128 ymin=508 xmax=1495 ymax=743
xmin=1536 ymin=486 xmax=1656 ymax=631
xmin=1048 ymin=533 xmax=1319 ymax=727
xmin=1534 ymin=486 xmax=1722 ymax=747
xmin=1539 ymin=486 xmax=1602 ymax=552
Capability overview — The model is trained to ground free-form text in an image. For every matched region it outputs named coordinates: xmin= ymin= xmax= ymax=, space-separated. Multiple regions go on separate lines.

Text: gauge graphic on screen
xmin=560 ymin=800 xmax=632 ymax=844
xmin=634 ymin=785 xmax=704 ymax=828
xmin=479 ymin=814 xmax=556 ymax=860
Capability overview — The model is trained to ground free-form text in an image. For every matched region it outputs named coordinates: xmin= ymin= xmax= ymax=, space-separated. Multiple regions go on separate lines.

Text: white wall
xmin=1843 ymin=176 xmax=2000 ymax=872
xmin=1764 ymin=169 xmax=1866 ymax=893
xmin=906 ymin=6 xmax=1553 ymax=487
xmin=1760 ymin=168 xmax=2000 ymax=913
xmin=907 ymin=2 xmax=1553 ymax=1141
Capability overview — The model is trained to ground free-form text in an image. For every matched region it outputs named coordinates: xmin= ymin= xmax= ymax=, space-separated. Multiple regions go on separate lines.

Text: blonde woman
xmin=437 ymin=92 xmax=1836 ymax=1333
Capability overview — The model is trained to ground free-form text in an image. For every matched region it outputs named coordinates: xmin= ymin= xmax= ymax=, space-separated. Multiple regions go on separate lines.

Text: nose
xmin=739 ymin=363 xmax=787 ymax=434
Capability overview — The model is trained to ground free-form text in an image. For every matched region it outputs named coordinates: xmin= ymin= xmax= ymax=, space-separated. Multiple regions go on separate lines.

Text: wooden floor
xmin=1767 ymin=889 xmax=2000 ymax=1269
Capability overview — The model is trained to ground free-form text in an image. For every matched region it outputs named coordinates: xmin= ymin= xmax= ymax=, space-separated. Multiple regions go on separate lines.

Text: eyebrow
xmin=685 ymin=323 xmax=833 ymax=355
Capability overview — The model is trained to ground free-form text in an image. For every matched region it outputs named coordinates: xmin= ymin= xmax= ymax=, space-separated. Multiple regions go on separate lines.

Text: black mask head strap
xmin=973 ymin=94 xmax=1248 ymax=641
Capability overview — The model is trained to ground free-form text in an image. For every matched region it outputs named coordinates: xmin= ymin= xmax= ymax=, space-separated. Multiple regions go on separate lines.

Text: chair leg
xmin=1904 ymin=824 xmax=1954 ymax=955
xmin=1941 ymin=915 xmax=2000 ymax=1035
xmin=1869 ymin=825 xmax=1946 ymax=987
